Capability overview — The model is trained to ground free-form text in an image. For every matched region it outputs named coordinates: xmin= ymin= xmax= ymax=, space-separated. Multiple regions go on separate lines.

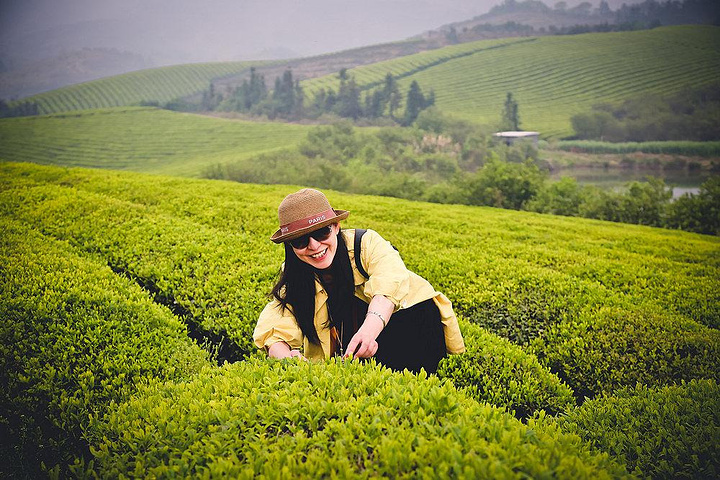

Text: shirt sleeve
xmin=253 ymin=299 xmax=304 ymax=352
xmin=360 ymin=229 xmax=411 ymax=310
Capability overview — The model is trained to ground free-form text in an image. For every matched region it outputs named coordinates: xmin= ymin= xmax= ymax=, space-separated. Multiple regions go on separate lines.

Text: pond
xmin=549 ymin=167 xmax=714 ymax=199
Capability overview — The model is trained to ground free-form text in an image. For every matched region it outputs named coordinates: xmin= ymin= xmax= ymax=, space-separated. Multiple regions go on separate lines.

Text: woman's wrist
xmin=366 ymin=310 xmax=387 ymax=329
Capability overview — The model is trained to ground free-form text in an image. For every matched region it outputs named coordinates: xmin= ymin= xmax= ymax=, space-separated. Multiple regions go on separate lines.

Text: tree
xmin=501 ymin=92 xmax=520 ymax=131
xmin=402 ymin=80 xmax=426 ymax=126
xmin=383 ymin=73 xmax=402 ymax=119
xmin=335 ymin=76 xmax=362 ymax=119
xmin=598 ymin=0 xmax=612 ymax=16
xmin=272 ymin=69 xmax=298 ymax=116
xmin=467 ymin=156 xmax=545 ymax=209
xmin=666 ymin=176 xmax=720 ymax=235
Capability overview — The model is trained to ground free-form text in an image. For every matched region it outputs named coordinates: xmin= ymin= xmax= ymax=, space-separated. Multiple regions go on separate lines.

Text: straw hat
xmin=270 ymin=188 xmax=349 ymax=243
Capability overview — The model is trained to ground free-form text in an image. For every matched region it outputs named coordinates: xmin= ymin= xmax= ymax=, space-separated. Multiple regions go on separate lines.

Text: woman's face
xmin=291 ymin=223 xmax=339 ymax=270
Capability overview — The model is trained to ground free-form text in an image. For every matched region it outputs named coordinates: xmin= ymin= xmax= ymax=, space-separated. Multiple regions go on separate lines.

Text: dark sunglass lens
xmin=289 ymin=226 xmax=332 ymax=249
xmin=290 ymin=235 xmax=310 ymax=249
xmin=311 ymin=226 xmax=332 ymax=241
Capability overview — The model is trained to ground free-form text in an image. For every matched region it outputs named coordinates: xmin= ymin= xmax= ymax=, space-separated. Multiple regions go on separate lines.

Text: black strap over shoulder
xmin=354 ymin=228 xmax=370 ymax=279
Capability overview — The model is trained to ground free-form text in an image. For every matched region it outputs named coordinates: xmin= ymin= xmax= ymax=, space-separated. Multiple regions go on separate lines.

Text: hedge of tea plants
xmin=0 ymin=219 xmax=209 ymax=477
xmin=0 ymin=107 xmax=312 ymax=176
xmin=78 ymin=359 xmax=628 ymax=479
xmin=1 ymin=161 xmax=719 ymax=476
xmin=2 ymin=161 xmax=718 ymax=399
xmin=547 ymin=379 xmax=720 ymax=479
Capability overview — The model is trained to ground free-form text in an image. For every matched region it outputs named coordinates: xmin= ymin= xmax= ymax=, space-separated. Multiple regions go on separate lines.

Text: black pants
xmin=349 ymin=297 xmax=447 ymax=374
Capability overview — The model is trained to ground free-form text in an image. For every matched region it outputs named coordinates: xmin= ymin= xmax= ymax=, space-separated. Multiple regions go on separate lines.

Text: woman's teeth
xmin=310 ymin=248 xmax=327 ymax=259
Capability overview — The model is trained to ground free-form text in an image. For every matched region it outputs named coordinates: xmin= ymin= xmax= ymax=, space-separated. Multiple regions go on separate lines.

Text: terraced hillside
xmin=16 ymin=26 xmax=719 ymax=140
xmin=0 ymin=107 xmax=313 ymax=176
xmin=305 ymin=25 xmax=720 ymax=138
xmin=22 ymin=62 xmax=255 ymax=115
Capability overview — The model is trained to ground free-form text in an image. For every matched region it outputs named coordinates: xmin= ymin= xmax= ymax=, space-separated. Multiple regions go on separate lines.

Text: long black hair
xmin=271 ymin=227 xmax=355 ymax=345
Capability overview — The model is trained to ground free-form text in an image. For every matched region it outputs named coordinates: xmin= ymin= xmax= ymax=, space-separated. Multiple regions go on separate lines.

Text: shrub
xmin=466 ymin=156 xmax=546 ymax=209
xmin=437 ymin=321 xmax=576 ymax=418
xmin=550 ymin=379 xmax=720 ymax=479
xmin=81 ymin=359 xmax=628 ymax=478
xmin=0 ymin=220 xmax=209 ymax=476
xmin=532 ymin=306 xmax=720 ymax=399
xmin=666 ymin=176 xmax=720 ymax=236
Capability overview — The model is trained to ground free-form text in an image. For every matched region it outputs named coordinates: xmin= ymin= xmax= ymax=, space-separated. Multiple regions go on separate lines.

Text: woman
xmin=253 ymin=188 xmax=465 ymax=373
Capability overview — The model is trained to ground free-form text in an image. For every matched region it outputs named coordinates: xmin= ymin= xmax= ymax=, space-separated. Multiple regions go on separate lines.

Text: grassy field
xmin=0 ymin=107 xmax=314 ymax=176
xmin=305 ymin=25 xmax=720 ymax=138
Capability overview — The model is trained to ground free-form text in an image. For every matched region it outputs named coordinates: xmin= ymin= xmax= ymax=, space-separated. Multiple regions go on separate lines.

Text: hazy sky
xmin=0 ymin=0 xmax=637 ymax=66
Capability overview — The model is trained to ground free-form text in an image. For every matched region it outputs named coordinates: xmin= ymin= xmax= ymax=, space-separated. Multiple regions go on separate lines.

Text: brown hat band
xmin=280 ymin=208 xmax=336 ymax=236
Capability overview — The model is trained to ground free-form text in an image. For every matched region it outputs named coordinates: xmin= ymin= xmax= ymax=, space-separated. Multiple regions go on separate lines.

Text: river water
xmin=549 ymin=167 xmax=714 ymax=199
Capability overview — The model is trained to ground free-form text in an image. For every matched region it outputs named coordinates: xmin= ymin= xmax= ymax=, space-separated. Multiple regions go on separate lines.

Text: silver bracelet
xmin=366 ymin=310 xmax=387 ymax=328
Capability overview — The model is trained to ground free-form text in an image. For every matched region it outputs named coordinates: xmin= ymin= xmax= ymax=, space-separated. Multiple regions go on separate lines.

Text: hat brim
xmin=270 ymin=209 xmax=349 ymax=243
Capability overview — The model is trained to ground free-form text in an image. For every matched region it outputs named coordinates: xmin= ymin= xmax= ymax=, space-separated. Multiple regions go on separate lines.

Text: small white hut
xmin=494 ymin=131 xmax=540 ymax=146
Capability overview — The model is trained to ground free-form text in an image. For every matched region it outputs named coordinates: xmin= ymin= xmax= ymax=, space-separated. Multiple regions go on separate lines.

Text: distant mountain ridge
xmin=420 ymin=0 xmax=719 ymax=44
xmin=2 ymin=0 xmax=717 ymax=101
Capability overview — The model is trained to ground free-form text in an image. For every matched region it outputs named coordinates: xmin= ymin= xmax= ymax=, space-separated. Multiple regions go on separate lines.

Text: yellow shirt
xmin=253 ymin=229 xmax=466 ymax=359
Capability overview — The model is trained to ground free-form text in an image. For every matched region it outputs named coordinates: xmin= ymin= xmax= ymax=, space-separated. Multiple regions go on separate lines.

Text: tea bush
xmin=1 ymin=162 xmax=718 ymax=476
xmin=0 ymin=219 xmax=209 ymax=476
xmin=2 ymin=162 xmax=718 ymax=401
xmin=437 ymin=321 xmax=575 ymax=418
xmin=81 ymin=359 xmax=629 ymax=479
xmin=549 ymin=379 xmax=720 ymax=479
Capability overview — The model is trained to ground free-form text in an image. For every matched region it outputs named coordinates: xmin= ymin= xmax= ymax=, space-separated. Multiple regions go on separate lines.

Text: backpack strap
xmin=353 ymin=228 xmax=370 ymax=279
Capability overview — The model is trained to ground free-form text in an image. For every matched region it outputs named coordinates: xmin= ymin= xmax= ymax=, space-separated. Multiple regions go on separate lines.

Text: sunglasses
xmin=289 ymin=225 xmax=333 ymax=249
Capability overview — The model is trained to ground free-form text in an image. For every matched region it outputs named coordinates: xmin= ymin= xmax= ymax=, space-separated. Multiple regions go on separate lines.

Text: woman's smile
xmin=293 ymin=224 xmax=339 ymax=269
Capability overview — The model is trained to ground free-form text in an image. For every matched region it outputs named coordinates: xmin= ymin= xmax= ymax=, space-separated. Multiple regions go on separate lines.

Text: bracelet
xmin=366 ymin=310 xmax=387 ymax=329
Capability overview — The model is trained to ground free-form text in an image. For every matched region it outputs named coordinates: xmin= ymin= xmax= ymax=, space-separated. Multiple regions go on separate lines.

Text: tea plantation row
xmin=306 ymin=26 xmax=720 ymax=138
xmin=0 ymin=207 xmax=618 ymax=478
xmin=1 ymin=162 xmax=718 ymax=477
xmin=0 ymin=107 xmax=312 ymax=177
xmin=22 ymin=62 xmax=253 ymax=115
xmin=15 ymin=26 xmax=720 ymax=139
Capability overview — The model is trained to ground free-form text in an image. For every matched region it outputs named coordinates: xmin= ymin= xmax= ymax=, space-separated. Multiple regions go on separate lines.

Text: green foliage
xmin=526 ymin=176 xmax=584 ymax=216
xmin=556 ymin=139 xmax=720 ymax=157
xmin=437 ymin=321 xmax=576 ymax=418
xmin=531 ymin=305 xmax=720 ymax=399
xmin=216 ymin=67 xmax=304 ymax=119
xmin=529 ymin=176 xmax=719 ymax=234
xmin=466 ymin=156 xmax=546 ymax=209
xmin=305 ymin=26 xmax=720 ymax=138
xmin=666 ymin=176 xmax=720 ymax=236
xmin=3 ymin=162 xmax=718 ymax=402
xmin=0 ymin=219 xmax=208 ymax=476
xmin=1 ymin=162 xmax=719 ymax=476
xmin=0 ymin=107 xmax=312 ymax=176
xmin=23 ymin=62 xmax=253 ymax=115
xmin=570 ymin=84 xmax=720 ymax=142
xmin=81 ymin=359 xmax=628 ymax=478
xmin=500 ymin=92 xmax=520 ymax=131
xmin=549 ymin=380 xmax=720 ymax=478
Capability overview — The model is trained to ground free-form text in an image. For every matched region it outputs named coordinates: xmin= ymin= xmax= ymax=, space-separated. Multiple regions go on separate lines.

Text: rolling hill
xmin=14 ymin=26 xmax=720 ymax=139
xmin=0 ymin=107 xmax=313 ymax=177
xmin=305 ymin=25 xmax=720 ymax=138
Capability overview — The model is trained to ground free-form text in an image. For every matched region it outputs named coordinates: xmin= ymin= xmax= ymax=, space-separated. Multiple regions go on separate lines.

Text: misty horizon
xmin=1 ymin=0 xmax=641 ymax=67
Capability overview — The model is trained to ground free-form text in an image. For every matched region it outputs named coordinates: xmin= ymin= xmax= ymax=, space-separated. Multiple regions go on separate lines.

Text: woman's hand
xmin=344 ymin=295 xmax=394 ymax=359
xmin=344 ymin=326 xmax=380 ymax=359
xmin=268 ymin=341 xmax=306 ymax=360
